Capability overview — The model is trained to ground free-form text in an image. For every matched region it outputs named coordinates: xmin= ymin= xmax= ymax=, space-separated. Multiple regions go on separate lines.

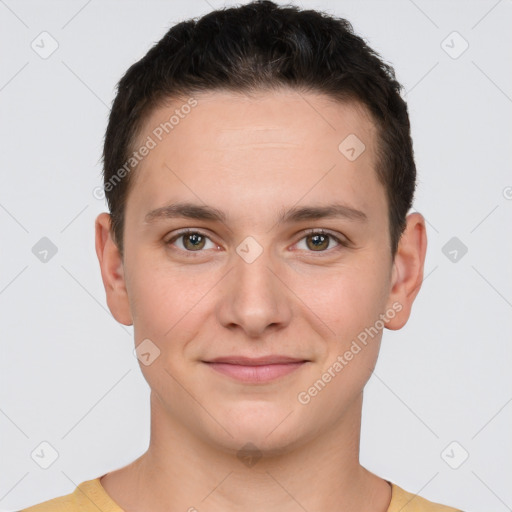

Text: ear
xmin=95 ymin=212 xmax=133 ymax=326
xmin=385 ymin=212 xmax=427 ymax=330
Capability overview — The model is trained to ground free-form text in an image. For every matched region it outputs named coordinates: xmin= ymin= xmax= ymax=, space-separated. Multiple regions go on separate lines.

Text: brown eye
xmin=306 ymin=233 xmax=330 ymax=251
xmin=182 ymin=232 xmax=206 ymax=251
xmin=295 ymin=229 xmax=346 ymax=253
xmin=167 ymin=230 xmax=216 ymax=253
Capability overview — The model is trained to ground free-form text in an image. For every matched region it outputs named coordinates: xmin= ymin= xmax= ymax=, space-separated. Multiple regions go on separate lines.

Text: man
xmin=21 ymin=1 xmax=462 ymax=510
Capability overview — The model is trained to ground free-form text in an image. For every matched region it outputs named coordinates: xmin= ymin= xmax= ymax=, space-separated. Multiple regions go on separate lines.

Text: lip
xmin=205 ymin=355 xmax=307 ymax=365
xmin=203 ymin=355 xmax=309 ymax=383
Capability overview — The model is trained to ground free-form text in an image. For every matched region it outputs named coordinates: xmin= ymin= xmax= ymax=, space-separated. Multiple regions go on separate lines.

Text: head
xmin=96 ymin=1 xmax=426 ymax=455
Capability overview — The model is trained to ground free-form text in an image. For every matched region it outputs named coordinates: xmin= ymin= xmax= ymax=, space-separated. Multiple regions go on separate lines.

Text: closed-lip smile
xmin=204 ymin=355 xmax=308 ymax=365
xmin=202 ymin=355 xmax=309 ymax=383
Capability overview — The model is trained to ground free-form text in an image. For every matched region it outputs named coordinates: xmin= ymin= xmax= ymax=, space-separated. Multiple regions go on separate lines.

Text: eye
xmin=166 ymin=229 xmax=218 ymax=253
xmin=294 ymin=229 xmax=347 ymax=253
xmin=165 ymin=228 xmax=348 ymax=256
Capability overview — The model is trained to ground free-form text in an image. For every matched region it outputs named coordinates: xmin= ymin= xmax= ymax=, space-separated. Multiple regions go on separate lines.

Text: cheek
xmin=128 ymin=272 xmax=168 ymax=331
xmin=295 ymin=272 xmax=386 ymax=413
xmin=127 ymin=258 xmax=215 ymax=343
xmin=292 ymin=260 xmax=389 ymax=337
xmin=127 ymin=266 xmax=204 ymax=392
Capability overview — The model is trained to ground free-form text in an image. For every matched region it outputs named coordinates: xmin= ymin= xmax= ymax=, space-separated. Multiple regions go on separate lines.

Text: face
xmin=96 ymin=88 xmax=426 ymax=455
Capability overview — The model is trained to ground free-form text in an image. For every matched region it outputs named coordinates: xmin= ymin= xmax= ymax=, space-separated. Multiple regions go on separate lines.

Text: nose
xmin=215 ymin=243 xmax=293 ymax=338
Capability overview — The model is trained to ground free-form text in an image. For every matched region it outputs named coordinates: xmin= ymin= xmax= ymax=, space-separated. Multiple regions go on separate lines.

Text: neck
xmin=101 ymin=391 xmax=391 ymax=512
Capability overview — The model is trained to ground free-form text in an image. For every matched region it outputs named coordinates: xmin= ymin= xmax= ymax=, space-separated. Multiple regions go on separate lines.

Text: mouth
xmin=202 ymin=355 xmax=310 ymax=383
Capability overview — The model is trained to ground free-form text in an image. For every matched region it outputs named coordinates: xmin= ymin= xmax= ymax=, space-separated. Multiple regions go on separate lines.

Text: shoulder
xmin=388 ymin=482 xmax=463 ymax=512
xmin=18 ymin=477 xmax=123 ymax=512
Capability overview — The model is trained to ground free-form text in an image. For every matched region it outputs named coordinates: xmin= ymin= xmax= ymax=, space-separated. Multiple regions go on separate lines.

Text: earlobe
xmin=95 ymin=213 xmax=133 ymax=326
xmin=385 ymin=212 xmax=427 ymax=331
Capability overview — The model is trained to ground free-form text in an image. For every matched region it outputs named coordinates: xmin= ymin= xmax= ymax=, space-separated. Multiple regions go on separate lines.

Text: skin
xmin=95 ymin=88 xmax=427 ymax=512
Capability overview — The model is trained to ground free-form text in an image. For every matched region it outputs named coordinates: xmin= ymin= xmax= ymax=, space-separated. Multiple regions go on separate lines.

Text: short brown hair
xmin=102 ymin=0 xmax=416 ymax=259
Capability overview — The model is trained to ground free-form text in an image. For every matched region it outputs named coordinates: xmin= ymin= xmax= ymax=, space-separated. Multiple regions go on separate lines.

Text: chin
xmin=203 ymin=408 xmax=308 ymax=459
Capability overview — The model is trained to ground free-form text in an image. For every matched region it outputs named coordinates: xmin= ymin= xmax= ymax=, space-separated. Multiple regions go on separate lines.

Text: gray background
xmin=1 ymin=0 xmax=511 ymax=510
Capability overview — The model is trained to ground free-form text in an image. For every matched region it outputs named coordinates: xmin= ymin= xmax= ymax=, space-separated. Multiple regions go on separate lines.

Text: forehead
xmin=126 ymin=89 xmax=384 ymax=225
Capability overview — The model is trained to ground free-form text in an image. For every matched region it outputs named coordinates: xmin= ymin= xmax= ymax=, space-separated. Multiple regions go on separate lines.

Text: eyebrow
xmin=144 ymin=201 xmax=368 ymax=225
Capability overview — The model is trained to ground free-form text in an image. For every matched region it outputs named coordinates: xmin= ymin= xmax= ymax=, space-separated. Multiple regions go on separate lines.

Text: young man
xmin=21 ymin=1 xmax=463 ymax=510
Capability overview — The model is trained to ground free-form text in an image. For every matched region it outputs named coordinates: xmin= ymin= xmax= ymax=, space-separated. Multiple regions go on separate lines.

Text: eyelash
xmin=165 ymin=228 xmax=349 ymax=256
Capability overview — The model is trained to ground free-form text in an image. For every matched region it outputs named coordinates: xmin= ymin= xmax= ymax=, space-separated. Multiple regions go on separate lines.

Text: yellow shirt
xmin=19 ymin=476 xmax=462 ymax=511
